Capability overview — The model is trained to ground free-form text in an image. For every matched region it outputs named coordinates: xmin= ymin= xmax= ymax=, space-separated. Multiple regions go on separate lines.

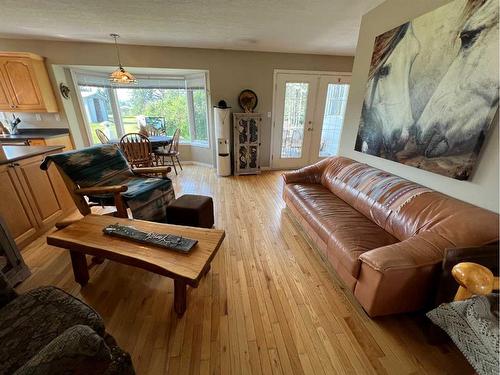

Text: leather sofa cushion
xmin=285 ymin=183 xmax=398 ymax=278
xmin=327 ymin=220 xmax=398 ymax=279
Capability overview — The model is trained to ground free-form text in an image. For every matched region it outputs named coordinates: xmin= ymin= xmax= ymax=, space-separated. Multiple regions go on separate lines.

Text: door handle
xmin=307 ymin=128 xmax=313 ymax=131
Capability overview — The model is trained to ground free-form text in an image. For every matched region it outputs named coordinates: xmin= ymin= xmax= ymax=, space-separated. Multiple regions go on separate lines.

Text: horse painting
xmin=355 ymin=0 xmax=499 ymax=180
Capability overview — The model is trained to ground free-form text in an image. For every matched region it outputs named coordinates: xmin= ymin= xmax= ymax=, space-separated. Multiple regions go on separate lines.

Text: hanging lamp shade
xmin=109 ymin=33 xmax=137 ymax=85
xmin=110 ymin=66 xmax=137 ymax=84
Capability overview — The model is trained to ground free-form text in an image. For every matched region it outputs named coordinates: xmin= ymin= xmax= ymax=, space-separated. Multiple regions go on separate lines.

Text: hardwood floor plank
xmin=16 ymin=165 xmax=472 ymax=374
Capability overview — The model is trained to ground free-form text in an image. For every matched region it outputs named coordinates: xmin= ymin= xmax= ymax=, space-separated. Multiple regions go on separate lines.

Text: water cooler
xmin=214 ymin=107 xmax=231 ymax=176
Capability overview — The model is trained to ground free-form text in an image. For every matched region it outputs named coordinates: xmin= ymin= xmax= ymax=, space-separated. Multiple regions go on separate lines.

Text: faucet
xmin=9 ymin=114 xmax=21 ymax=134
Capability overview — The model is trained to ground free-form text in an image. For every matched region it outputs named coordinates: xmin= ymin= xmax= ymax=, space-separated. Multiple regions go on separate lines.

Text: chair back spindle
xmin=120 ymin=133 xmax=154 ymax=168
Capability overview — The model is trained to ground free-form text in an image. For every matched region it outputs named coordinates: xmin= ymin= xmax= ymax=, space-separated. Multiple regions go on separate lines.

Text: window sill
xmin=178 ymin=140 xmax=210 ymax=149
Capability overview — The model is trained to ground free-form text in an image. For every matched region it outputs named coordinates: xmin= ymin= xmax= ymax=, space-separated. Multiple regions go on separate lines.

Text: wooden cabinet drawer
xmin=27 ymin=139 xmax=46 ymax=146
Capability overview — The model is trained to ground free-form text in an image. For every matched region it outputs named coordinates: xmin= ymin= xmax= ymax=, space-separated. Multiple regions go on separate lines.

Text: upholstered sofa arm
xmin=282 ymin=158 xmax=331 ymax=185
xmin=358 ymin=232 xmax=453 ymax=272
xmin=14 ymin=325 xmax=113 ymax=375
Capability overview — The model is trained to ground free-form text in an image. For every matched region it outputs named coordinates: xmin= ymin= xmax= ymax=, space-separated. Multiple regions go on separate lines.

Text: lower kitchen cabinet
xmin=0 ymin=149 xmax=75 ymax=248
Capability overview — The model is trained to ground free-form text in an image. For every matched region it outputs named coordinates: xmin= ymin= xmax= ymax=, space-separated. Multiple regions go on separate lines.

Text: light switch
xmin=267 ymin=112 xmax=272 ymax=118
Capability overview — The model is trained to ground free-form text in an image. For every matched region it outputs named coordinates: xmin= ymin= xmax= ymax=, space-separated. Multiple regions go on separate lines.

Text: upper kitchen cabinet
xmin=0 ymin=52 xmax=58 ymax=113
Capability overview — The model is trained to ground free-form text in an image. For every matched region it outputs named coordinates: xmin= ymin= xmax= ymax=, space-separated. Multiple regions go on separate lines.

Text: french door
xmin=271 ymin=72 xmax=350 ymax=169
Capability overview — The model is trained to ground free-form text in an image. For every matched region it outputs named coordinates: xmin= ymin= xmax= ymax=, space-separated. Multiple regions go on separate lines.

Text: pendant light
xmin=109 ymin=33 xmax=137 ymax=84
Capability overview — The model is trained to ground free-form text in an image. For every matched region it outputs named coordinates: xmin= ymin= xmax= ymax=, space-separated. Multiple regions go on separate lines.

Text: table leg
xmin=70 ymin=251 xmax=89 ymax=287
xmin=174 ymin=279 xmax=187 ymax=317
xmin=202 ymin=264 xmax=211 ymax=277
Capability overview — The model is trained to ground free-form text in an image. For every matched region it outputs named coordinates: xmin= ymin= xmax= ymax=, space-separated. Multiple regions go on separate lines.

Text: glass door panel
xmin=319 ymin=83 xmax=350 ymax=157
xmin=280 ymin=82 xmax=309 ymax=158
xmin=272 ymin=74 xmax=318 ymax=169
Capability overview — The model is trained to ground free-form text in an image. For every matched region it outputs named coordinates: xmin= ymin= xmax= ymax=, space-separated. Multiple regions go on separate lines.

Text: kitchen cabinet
xmin=0 ymin=146 xmax=75 ymax=248
xmin=27 ymin=135 xmax=73 ymax=150
xmin=0 ymin=164 xmax=38 ymax=245
xmin=0 ymin=52 xmax=58 ymax=113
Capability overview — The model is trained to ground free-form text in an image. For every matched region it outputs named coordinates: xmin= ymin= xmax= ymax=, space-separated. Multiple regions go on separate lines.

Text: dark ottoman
xmin=166 ymin=194 xmax=214 ymax=228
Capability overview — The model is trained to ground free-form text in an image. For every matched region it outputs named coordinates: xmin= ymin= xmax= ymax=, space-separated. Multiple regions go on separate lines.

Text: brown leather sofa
xmin=282 ymin=156 xmax=499 ymax=317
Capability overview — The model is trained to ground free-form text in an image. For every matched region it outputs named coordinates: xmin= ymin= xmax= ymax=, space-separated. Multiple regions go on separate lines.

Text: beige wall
xmin=0 ymin=38 xmax=353 ymax=166
xmin=339 ymin=0 xmax=499 ymax=212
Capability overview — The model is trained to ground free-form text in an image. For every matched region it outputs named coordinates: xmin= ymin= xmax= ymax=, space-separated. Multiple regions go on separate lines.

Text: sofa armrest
xmin=75 ymin=186 xmax=128 ymax=195
xmin=282 ymin=158 xmax=331 ymax=185
xmin=13 ymin=325 xmax=112 ymax=375
xmin=359 ymin=231 xmax=453 ymax=272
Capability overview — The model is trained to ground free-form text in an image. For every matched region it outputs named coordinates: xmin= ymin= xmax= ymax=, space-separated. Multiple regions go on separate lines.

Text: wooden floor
xmin=18 ymin=165 xmax=471 ymax=375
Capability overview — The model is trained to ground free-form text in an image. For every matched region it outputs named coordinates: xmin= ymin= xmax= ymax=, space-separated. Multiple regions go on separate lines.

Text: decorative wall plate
xmin=238 ymin=89 xmax=258 ymax=112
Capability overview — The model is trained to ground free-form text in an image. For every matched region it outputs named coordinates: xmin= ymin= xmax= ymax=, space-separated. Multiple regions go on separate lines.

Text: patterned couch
xmin=0 ymin=272 xmax=134 ymax=374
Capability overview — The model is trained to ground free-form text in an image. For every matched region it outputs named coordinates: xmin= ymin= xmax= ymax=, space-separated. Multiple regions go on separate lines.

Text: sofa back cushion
xmin=320 ymin=157 xmax=499 ymax=245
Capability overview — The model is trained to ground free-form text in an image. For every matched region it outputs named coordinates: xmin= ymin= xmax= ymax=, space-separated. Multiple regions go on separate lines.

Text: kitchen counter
xmin=0 ymin=145 xmax=64 ymax=165
xmin=0 ymin=128 xmax=69 ymax=141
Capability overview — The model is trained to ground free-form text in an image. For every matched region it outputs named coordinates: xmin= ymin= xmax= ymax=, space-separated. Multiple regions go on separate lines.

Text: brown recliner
xmin=282 ymin=156 xmax=499 ymax=317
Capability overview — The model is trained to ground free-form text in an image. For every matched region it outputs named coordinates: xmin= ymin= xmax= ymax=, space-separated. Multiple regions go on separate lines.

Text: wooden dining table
xmin=110 ymin=135 xmax=173 ymax=148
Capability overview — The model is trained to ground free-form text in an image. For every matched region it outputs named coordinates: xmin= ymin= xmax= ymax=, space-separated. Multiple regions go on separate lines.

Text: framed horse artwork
xmin=355 ymin=0 xmax=499 ymax=180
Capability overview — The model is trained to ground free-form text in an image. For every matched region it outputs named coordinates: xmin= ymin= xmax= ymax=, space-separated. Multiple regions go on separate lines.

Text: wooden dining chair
xmin=95 ymin=129 xmax=110 ymax=144
xmin=156 ymin=128 xmax=182 ymax=175
xmin=119 ymin=133 xmax=155 ymax=168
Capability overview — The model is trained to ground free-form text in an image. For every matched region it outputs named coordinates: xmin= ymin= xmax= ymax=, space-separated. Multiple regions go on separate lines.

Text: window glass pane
xmin=78 ymin=86 xmax=118 ymax=144
xmin=116 ymin=88 xmax=190 ymax=140
xmin=192 ymin=89 xmax=209 ymax=144
xmin=319 ymin=84 xmax=349 ymax=157
xmin=281 ymin=82 xmax=309 ymax=158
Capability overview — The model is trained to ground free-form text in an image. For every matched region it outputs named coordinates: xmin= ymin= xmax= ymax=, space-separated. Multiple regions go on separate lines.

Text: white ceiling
xmin=0 ymin=0 xmax=384 ymax=55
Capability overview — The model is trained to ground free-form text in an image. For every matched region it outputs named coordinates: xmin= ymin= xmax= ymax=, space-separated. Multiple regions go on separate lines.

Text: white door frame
xmin=270 ymin=69 xmax=352 ymax=169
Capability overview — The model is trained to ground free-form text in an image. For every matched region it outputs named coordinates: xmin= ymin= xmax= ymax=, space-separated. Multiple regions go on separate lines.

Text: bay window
xmin=73 ymin=69 xmax=210 ymax=146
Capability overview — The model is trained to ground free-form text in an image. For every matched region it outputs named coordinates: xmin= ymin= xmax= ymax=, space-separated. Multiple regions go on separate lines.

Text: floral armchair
xmin=40 ymin=144 xmax=175 ymax=222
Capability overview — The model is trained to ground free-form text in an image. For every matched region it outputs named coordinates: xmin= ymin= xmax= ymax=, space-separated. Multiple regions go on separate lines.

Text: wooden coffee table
xmin=47 ymin=214 xmax=225 ymax=317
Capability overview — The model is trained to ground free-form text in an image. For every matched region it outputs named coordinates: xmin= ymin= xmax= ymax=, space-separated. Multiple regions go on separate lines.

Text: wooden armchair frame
xmin=53 ymin=164 xmax=171 ymax=219
xmin=452 ymin=262 xmax=499 ymax=301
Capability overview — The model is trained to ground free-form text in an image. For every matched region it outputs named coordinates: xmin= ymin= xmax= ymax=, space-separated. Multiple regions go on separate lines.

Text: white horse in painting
xmin=415 ymin=0 xmax=499 ymax=158
xmin=361 ymin=23 xmax=419 ymax=155
xmin=358 ymin=0 xmax=498 ymax=161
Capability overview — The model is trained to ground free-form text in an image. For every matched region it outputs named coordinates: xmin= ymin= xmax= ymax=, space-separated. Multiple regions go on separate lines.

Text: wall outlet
xmin=55 ymin=114 xmax=61 ymax=122
xmin=35 ymin=114 xmax=42 ymax=121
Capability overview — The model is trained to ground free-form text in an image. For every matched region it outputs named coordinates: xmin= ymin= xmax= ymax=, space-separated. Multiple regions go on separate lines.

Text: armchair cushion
xmin=0 ymin=287 xmax=104 ymax=374
xmin=13 ymin=325 xmax=112 ymax=375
